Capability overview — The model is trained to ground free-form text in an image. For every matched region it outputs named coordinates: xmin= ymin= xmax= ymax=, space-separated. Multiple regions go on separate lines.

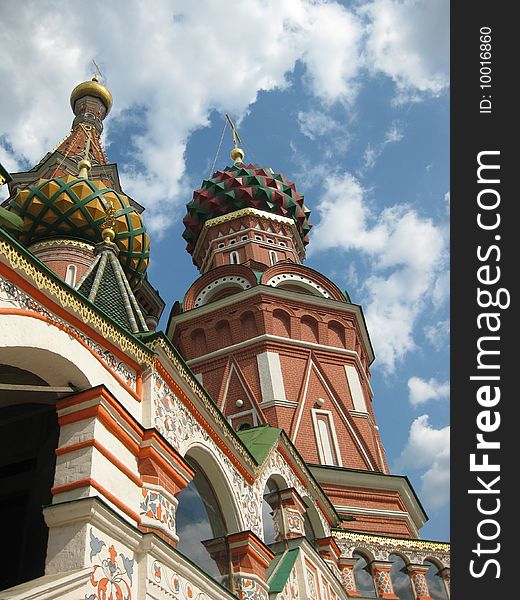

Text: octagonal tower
xmin=168 ymin=141 xmax=426 ymax=540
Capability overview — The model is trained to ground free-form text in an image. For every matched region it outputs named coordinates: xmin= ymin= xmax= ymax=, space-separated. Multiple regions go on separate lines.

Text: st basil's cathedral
xmin=0 ymin=75 xmax=449 ymax=600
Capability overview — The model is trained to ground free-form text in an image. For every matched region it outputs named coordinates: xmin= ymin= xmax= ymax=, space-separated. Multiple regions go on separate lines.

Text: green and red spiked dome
xmin=182 ymin=163 xmax=312 ymax=254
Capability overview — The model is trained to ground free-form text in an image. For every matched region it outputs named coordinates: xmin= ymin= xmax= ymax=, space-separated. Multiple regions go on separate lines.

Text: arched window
xmin=65 ymin=264 xmax=77 ymax=287
xmin=424 ymin=560 xmax=449 ymax=600
xmin=175 ymin=459 xmax=228 ymax=586
xmin=269 ymin=250 xmax=278 ymax=266
xmin=312 ymin=410 xmax=341 ymax=466
xmin=389 ymin=554 xmax=415 ymax=600
xmin=230 ymin=250 xmax=240 ymax=264
xmin=262 ymin=479 xmax=279 ymax=545
xmin=353 ymin=551 xmax=377 ymax=598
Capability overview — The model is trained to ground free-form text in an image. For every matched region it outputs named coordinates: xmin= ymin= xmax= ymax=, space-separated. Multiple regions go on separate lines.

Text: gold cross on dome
xmin=92 ymin=59 xmax=103 ymax=82
xmin=225 ymin=114 xmax=242 ymax=148
xmin=226 ymin=114 xmax=245 ymax=164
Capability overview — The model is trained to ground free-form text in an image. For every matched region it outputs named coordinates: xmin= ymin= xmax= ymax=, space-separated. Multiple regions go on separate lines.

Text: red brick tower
xmin=168 ymin=141 xmax=427 ymax=539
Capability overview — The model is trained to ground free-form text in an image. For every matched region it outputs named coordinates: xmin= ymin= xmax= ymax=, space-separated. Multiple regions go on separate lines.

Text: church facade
xmin=0 ymin=77 xmax=449 ymax=599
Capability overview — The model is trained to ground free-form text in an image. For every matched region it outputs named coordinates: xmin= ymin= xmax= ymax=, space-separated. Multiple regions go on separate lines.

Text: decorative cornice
xmin=28 ymin=238 xmax=95 ymax=252
xmin=192 ymin=207 xmax=306 ymax=260
xmin=332 ymin=529 xmax=450 ymax=555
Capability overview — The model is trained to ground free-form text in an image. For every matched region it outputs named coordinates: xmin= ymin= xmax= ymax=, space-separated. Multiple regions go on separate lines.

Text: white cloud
xmin=408 ymin=376 xmax=449 ymax=406
xmin=310 ymin=172 xmax=447 ymax=372
xmin=396 ymin=414 xmax=450 ymax=509
xmin=360 ymin=0 xmax=450 ymax=102
xmin=298 ymin=110 xmax=339 ymax=140
xmin=424 ymin=319 xmax=450 ymax=351
xmin=361 ymin=121 xmax=403 ymax=170
xmin=0 ymin=0 xmax=448 ymax=231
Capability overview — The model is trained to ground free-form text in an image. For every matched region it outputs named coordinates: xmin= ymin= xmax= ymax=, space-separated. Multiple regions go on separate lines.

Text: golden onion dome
xmin=70 ymin=76 xmax=113 ymax=115
xmin=8 ymin=175 xmax=149 ymax=285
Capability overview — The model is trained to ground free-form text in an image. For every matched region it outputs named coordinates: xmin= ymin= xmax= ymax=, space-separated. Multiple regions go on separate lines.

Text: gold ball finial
xmin=102 ymin=227 xmax=116 ymax=243
xmin=231 ymin=147 xmax=245 ymax=164
xmin=78 ymin=158 xmax=92 ymax=178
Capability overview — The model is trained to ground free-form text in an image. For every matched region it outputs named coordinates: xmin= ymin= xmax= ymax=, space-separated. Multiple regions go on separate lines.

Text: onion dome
xmin=70 ymin=75 xmax=113 ymax=116
xmin=8 ymin=175 xmax=149 ymax=285
xmin=182 ymin=164 xmax=312 ymax=254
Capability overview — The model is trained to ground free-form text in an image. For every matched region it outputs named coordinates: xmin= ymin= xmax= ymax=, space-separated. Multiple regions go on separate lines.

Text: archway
xmin=262 ymin=478 xmax=279 ymax=545
xmin=353 ymin=550 xmax=377 ymax=598
xmin=0 ymin=364 xmax=60 ymax=590
xmin=389 ymin=553 xmax=414 ymax=600
xmin=424 ymin=559 xmax=449 ymax=600
xmin=175 ymin=445 xmax=242 ymax=589
xmin=175 ymin=459 xmax=227 ymax=581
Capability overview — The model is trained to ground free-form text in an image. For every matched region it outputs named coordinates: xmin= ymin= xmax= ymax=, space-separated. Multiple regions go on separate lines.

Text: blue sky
xmin=0 ymin=0 xmax=449 ymax=541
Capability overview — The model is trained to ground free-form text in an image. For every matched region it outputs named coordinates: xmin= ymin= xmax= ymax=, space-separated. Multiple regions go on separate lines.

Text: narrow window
xmin=230 ymin=250 xmax=240 ymax=264
xmin=313 ymin=411 xmax=341 ymax=466
xmin=269 ymin=250 xmax=278 ymax=266
xmin=65 ymin=264 xmax=77 ymax=287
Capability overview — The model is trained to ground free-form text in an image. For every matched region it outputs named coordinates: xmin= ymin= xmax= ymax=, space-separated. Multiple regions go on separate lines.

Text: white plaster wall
xmin=0 ymin=314 xmax=141 ymax=421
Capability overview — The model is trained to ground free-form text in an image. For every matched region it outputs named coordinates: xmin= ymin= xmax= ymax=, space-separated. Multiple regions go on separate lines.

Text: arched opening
xmin=353 ymin=551 xmax=377 ymax=598
xmin=175 ymin=457 xmax=229 ymax=586
xmin=389 ymin=554 xmax=414 ymax=600
xmin=302 ymin=510 xmax=316 ymax=544
xmin=0 ymin=364 xmax=60 ymax=590
xmin=262 ymin=479 xmax=279 ymax=545
xmin=272 ymin=309 xmax=291 ymax=338
xmin=327 ymin=320 xmax=346 ymax=348
xmin=215 ymin=320 xmax=232 ymax=347
xmin=301 ymin=315 xmax=319 ymax=344
xmin=190 ymin=328 xmax=208 ymax=356
xmin=65 ymin=264 xmax=77 ymax=287
xmin=239 ymin=311 xmax=258 ymax=340
xmin=229 ymin=250 xmax=240 ymax=264
xmin=302 ymin=496 xmax=326 ymax=543
xmin=424 ymin=559 xmax=449 ymax=600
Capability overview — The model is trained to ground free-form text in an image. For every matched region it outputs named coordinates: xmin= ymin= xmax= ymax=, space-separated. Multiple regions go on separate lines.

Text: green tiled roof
xmin=236 ymin=424 xmax=281 ymax=464
xmin=76 ymin=242 xmax=148 ymax=334
xmin=268 ymin=548 xmax=300 ymax=593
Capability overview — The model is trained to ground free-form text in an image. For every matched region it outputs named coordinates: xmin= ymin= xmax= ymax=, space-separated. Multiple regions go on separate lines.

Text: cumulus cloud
xmin=0 ymin=0 xmax=448 ymax=232
xmin=408 ymin=376 xmax=449 ymax=406
xmin=310 ymin=172 xmax=447 ymax=372
xmin=396 ymin=414 xmax=449 ymax=509
xmin=360 ymin=0 xmax=449 ymax=102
